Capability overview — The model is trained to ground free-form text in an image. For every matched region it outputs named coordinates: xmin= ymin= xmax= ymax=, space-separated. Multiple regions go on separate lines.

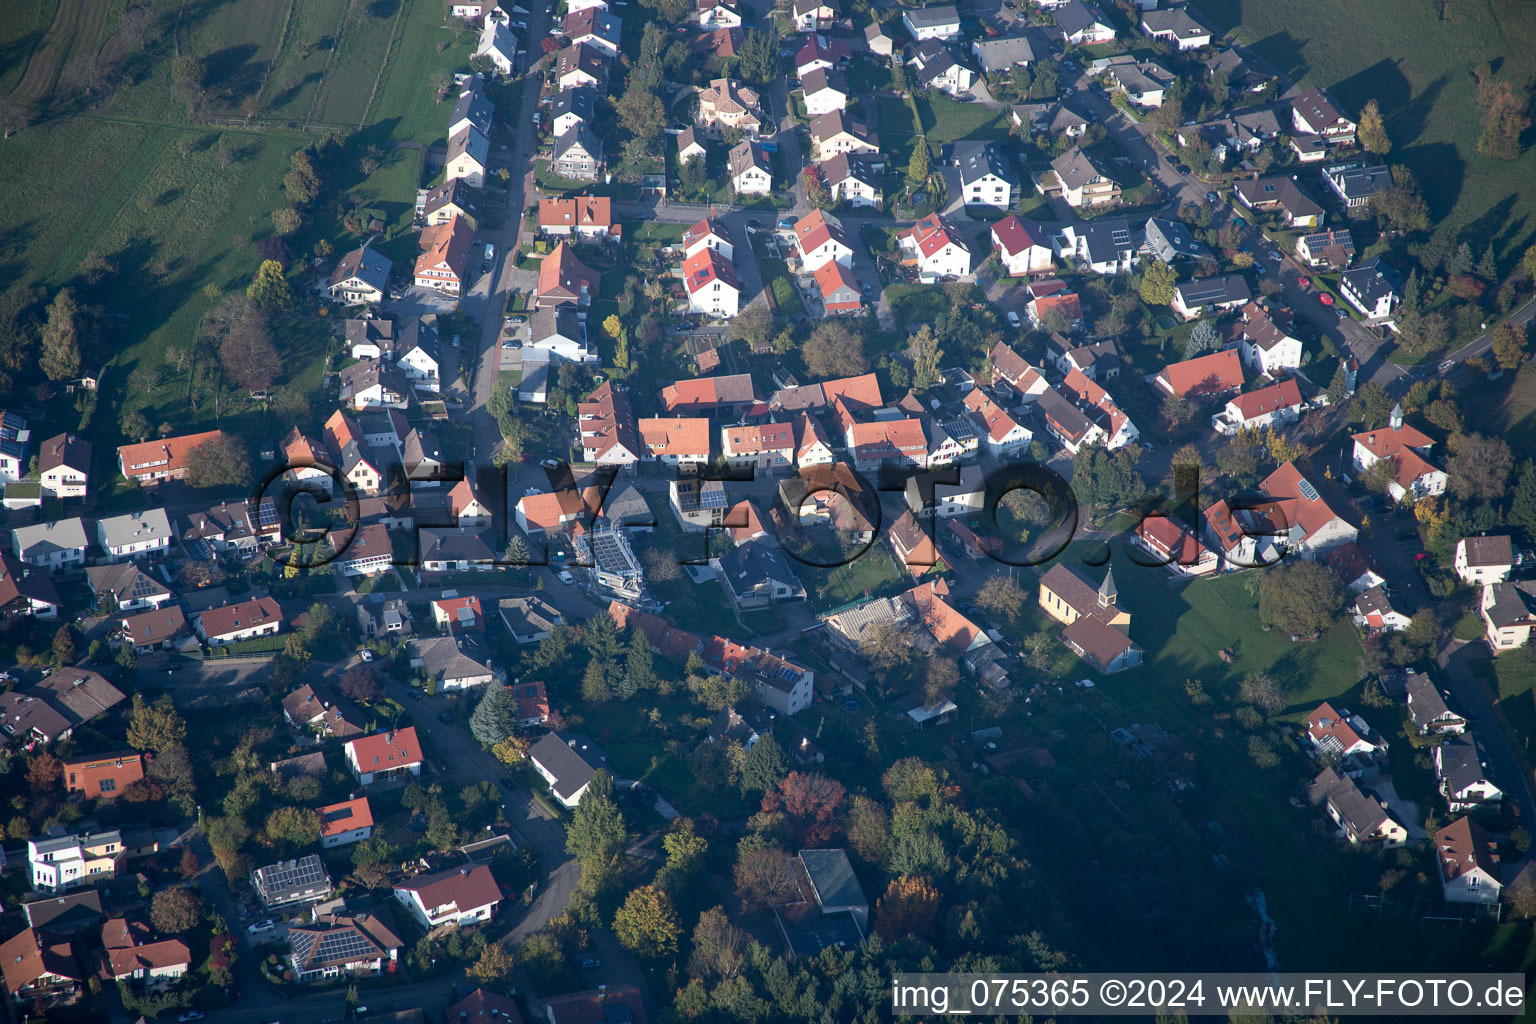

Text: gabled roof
xmin=659 ymin=373 xmax=760 ymax=412
xmin=198 ymin=596 xmax=282 ymax=639
xmin=1049 ymin=146 xmax=1110 ymax=188
xmin=0 ymin=927 xmax=83 ymax=993
xmin=1234 ymin=176 xmax=1324 ymax=220
xmin=956 ymin=140 xmax=1016 ymax=188
xmin=329 ymin=243 xmax=392 ymax=292
xmin=395 ymin=862 xmax=502 ymax=911
xmin=1352 ymin=419 xmax=1442 ymax=489
xmin=962 ymin=389 xmax=1024 ymax=443
xmin=793 ymin=209 xmax=852 ymax=255
xmin=682 ymin=248 xmax=740 ymax=295
xmin=990 ymin=214 xmax=1048 ymax=256
xmin=347 ymin=726 xmax=423 ymax=770
xmin=902 ymin=211 xmax=968 ymax=259
xmin=1156 ymin=348 xmax=1244 ymax=397
xmin=539 ymin=195 xmax=612 ymax=232
xmin=727 ymin=139 xmax=770 ymax=179
xmin=1052 ymin=0 xmax=1109 ymax=36
xmin=1173 ymin=273 xmax=1253 ymax=310
xmin=813 ymin=258 xmax=861 ymax=303
xmin=318 ymin=797 xmax=373 ymax=839
xmin=1436 ymin=816 xmax=1498 ymax=883
xmin=38 ymin=432 xmax=91 ymax=475
xmin=528 ymin=732 xmax=606 ymax=800
xmin=1228 ymin=378 xmax=1303 ymax=421
xmin=1292 ymin=86 xmax=1350 ymax=131
xmin=117 ymin=429 xmax=225 ymax=480
xmin=536 ymin=242 xmax=599 ymax=303
xmin=1459 ymin=535 xmax=1514 ymax=568
xmin=640 ymin=417 xmax=712 ymax=457
xmin=808 ymin=110 xmax=876 ymax=148
xmin=1259 ymin=461 xmax=1351 ymax=546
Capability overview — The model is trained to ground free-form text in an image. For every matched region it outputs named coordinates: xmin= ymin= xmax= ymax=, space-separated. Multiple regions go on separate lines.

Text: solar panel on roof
xmin=251 ymin=500 xmax=280 ymax=528
xmin=1297 ymin=479 xmax=1320 ymax=501
xmin=130 ymin=579 xmax=159 ymax=598
xmin=698 ymin=487 xmax=728 ymax=509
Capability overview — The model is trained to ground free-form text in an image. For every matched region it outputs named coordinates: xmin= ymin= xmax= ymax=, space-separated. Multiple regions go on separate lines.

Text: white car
xmin=1006 ymin=311 xmax=1021 ymax=329
xmin=557 ymin=570 xmax=575 ymax=585
xmin=247 ymin=920 xmax=275 ymax=935
xmin=360 ymin=650 xmax=374 ymax=663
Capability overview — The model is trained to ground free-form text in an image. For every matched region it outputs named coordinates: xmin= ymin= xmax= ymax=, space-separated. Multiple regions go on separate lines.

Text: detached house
xmin=1480 ymin=580 xmax=1536 ymax=652
xmin=906 ymin=39 xmax=975 ymax=97
xmin=413 ymin=215 xmax=474 ymax=296
xmin=1051 ymin=0 xmax=1115 ymax=44
xmin=1153 ymin=348 xmax=1244 ymax=399
xmin=1140 ymin=7 xmax=1210 ymax=48
xmin=1291 ymin=86 xmax=1356 ymax=146
xmin=815 ymin=260 xmax=864 ymax=314
xmin=1212 ymin=377 xmax=1304 ymax=435
xmin=38 ymin=433 xmax=90 ymax=499
xmin=1309 ymin=767 xmax=1407 ymax=847
xmin=723 ymin=422 xmax=798 ymax=472
xmin=328 ymin=243 xmax=391 ymax=305
xmin=801 ymin=67 xmax=849 ymax=117
xmin=1233 ymin=301 xmax=1304 ymax=375
xmin=96 ymin=509 xmax=172 ymax=562
xmin=345 ymin=727 xmax=424 ymax=786
xmin=578 ymin=382 xmax=642 ymax=468
xmin=819 ymin=152 xmax=882 ymax=208
xmin=195 ymin=596 xmax=283 ymax=645
xmin=728 ymin=140 xmax=773 ymax=195
xmin=1350 ymin=405 xmax=1446 ymax=503
xmin=286 ymin=912 xmax=399 ymax=983
xmin=901 ymin=4 xmax=960 ymax=40
xmin=1436 ymin=817 xmax=1501 ymax=904
xmin=1234 ymin=176 xmax=1325 ymax=229
xmin=1323 ymin=162 xmax=1394 ymax=208
xmin=962 ymin=389 xmax=1031 ymax=456
xmin=991 ymin=215 xmax=1054 ymax=276
xmin=1455 ymin=535 xmax=1514 ymax=586
xmin=318 ymin=797 xmax=374 ymax=848
xmin=1307 ymin=701 xmax=1387 ymax=770
xmin=898 ymin=212 xmax=972 ymax=279
xmin=715 ymin=540 xmax=807 ymax=610
xmin=529 ymin=732 xmax=608 ymax=807
xmin=1296 ymin=227 xmax=1356 ymax=269
xmin=1436 ymin=736 xmax=1503 ymax=812
xmin=794 ymin=209 xmax=855 ymax=272
xmin=956 ymin=140 xmax=1017 ymax=208
xmin=13 ymin=518 xmax=88 ymax=569
xmin=1134 ymin=516 xmax=1218 ymax=577
xmin=792 ymin=0 xmax=838 ymax=32
xmin=1405 ymin=674 xmax=1466 ymax=737
xmin=808 ymin=111 xmax=878 ymax=162
xmin=444 ymin=126 xmax=490 ymax=187
xmin=394 ymin=863 xmax=501 ymax=929
xmin=1341 ymin=256 xmax=1401 ymax=319
xmin=682 ymin=248 xmax=741 ymax=319
xmin=698 ymin=78 xmax=764 ymax=136
xmin=1037 ymin=147 xmax=1119 ymax=208
xmin=1170 ymin=274 xmax=1253 ymax=320
xmin=551 ymin=125 xmax=603 ymax=181
xmin=117 ymin=429 xmax=224 ymax=486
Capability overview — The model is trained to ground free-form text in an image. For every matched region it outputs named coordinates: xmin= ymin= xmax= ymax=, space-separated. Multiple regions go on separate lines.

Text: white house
xmin=963 ymin=389 xmax=1031 ymax=456
xmin=95 ymin=509 xmax=172 ymax=562
xmin=1235 ymin=302 xmax=1304 ymax=375
xmin=792 ymin=210 xmax=855 ymax=272
xmin=444 ymin=126 xmax=490 ymax=188
xmin=318 ymin=797 xmax=374 ymax=848
xmin=529 ymin=732 xmax=608 ymax=807
xmin=345 ymin=728 xmax=424 ymax=786
xmin=898 ymin=213 xmax=971 ymax=279
xmin=820 ymin=153 xmax=882 ymax=208
xmin=683 ymin=216 xmax=734 ymax=260
xmin=1170 ymin=274 xmax=1252 ymax=320
xmin=38 ymin=432 xmax=89 ymax=499
xmin=801 ymin=68 xmax=848 ymax=117
xmin=728 ymin=140 xmax=773 ymax=195
xmin=1211 ymin=378 xmax=1303 ymax=435
xmin=1435 ymin=736 xmax=1504 ymax=812
xmin=991 ymin=215 xmax=1054 ymax=276
xmin=1454 ymin=535 xmax=1514 ymax=586
xmin=327 ymin=244 xmax=391 ymax=306
xmin=13 ymin=518 xmax=89 ymax=569
xmin=474 ymin=16 xmax=518 ymax=74
xmin=1052 ymin=0 xmax=1115 ymax=44
xmin=1140 ymin=7 xmax=1210 ymax=49
xmin=1436 ymin=817 xmax=1501 ymax=905
xmin=393 ymin=864 xmax=501 ymax=929
xmin=956 ymin=141 xmax=1017 ymax=209
xmin=195 ymin=596 xmax=283 ymax=645
xmin=1350 ymin=405 xmax=1447 ymax=504
xmin=1341 ymin=257 xmax=1400 ymax=319
xmin=682 ymin=248 xmax=741 ymax=319
xmin=901 ymin=4 xmax=961 ymax=40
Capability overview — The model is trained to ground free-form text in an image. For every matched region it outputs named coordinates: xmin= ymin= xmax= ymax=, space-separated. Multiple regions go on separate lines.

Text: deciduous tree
xmin=183 ymin=434 xmax=252 ymax=488
xmin=1258 ymin=561 xmax=1343 ymax=638
xmin=1139 ymin=259 xmax=1176 ymax=306
xmin=761 ymin=771 xmax=845 ymax=844
xmin=1447 ymin=432 xmax=1513 ymax=501
xmin=1357 ymin=98 xmax=1391 ymax=154
xmin=339 ymin=666 xmax=381 ymax=703
xmin=150 ymin=886 xmax=203 ymax=934
xmin=874 ymin=875 xmax=942 ymax=941
xmin=613 ymin=884 xmax=680 ymax=959
xmin=40 ymin=288 xmax=88 ymax=381
xmin=802 ymin=320 xmax=870 ymax=378
xmin=468 ymin=942 xmax=515 ymax=986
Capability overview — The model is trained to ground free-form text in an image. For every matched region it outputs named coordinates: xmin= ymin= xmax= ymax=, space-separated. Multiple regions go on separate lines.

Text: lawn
xmin=1463 ymin=364 xmax=1536 ymax=462
xmin=885 ymin=283 xmax=946 ymax=328
xmin=874 ymin=92 xmax=1008 ymax=145
xmin=790 ymin=541 xmax=909 ymax=613
xmin=1192 ymin=0 xmax=1536 ymax=262
xmin=1471 ymin=655 xmax=1536 ymax=758
xmin=0 ymin=0 xmax=470 ymax=475
xmin=757 ymin=257 xmax=805 ymax=316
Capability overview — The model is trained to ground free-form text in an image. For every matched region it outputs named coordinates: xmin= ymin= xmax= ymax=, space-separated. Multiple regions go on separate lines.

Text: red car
xmin=1297 ymin=276 xmax=1311 ymax=289
xmin=1318 ymin=292 xmax=1335 ymax=306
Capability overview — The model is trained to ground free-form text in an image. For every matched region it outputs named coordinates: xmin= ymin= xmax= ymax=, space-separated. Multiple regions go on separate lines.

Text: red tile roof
xmin=607 ymin=601 xmax=703 ymax=662
xmin=1228 ymin=378 xmax=1303 ymax=421
xmin=659 ymin=373 xmax=760 ymax=412
xmin=724 ymin=421 xmax=795 ymax=455
xmin=990 ymin=213 xmax=1045 ymax=256
xmin=536 ymin=242 xmax=599 ymax=302
xmin=1261 ymin=461 xmax=1350 ymax=545
xmin=640 ymin=417 xmax=713 ymax=458
xmin=963 ymin=389 xmax=1024 ymax=443
xmin=318 ymin=796 xmax=374 ymax=839
xmin=538 ymin=195 xmax=612 ymax=232
xmin=347 ymin=727 xmax=423 ymax=771
xmin=117 ymin=430 xmax=226 ymax=481
xmin=396 ymin=862 xmax=501 ymax=912
xmin=682 ymin=247 xmax=739 ymax=295
xmin=197 ymin=596 xmax=282 ymax=640
xmin=1156 ymin=348 xmax=1244 ymax=397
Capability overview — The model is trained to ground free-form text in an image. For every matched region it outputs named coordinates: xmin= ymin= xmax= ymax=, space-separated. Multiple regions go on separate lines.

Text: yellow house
xmin=1038 ymin=564 xmax=1131 ymax=629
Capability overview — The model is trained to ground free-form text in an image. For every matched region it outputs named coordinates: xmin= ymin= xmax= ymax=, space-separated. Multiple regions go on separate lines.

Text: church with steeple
xmin=1036 ymin=563 xmax=1142 ymax=674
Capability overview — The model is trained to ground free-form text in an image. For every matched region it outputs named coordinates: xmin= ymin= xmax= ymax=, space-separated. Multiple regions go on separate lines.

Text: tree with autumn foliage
xmin=468 ymin=941 xmax=515 ymax=986
xmin=613 ymin=884 xmax=680 ymax=959
xmin=27 ymin=752 xmax=62 ymax=790
xmin=760 ymin=772 xmax=846 ymax=844
xmin=875 ymin=875 xmax=942 ymax=941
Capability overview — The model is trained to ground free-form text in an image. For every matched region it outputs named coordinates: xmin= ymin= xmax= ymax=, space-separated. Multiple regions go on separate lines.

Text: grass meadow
xmin=1193 ymin=0 xmax=1536 ymax=268
xmin=0 ymin=0 xmax=472 ymax=476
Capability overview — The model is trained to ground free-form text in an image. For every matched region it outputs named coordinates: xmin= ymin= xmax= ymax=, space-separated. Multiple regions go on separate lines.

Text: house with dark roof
xmin=529 ymin=732 xmax=608 ymax=808
xmin=1341 ymin=256 xmax=1401 ymax=319
xmin=1435 ymin=735 xmax=1503 ymax=811
xmin=1455 ymin=535 xmax=1514 ymax=586
xmin=714 ymin=540 xmax=806 ymax=611
xmin=1051 ymin=0 xmax=1114 ymax=43
xmin=798 ymin=848 xmax=869 ymax=933
xmin=287 ymin=910 xmax=401 ymax=982
xmin=1170 ymin=274 xmax=1253 ymax=320
xmin=956 ymin=140 xmax=1017 ymax=208
xmin=1308 ymin=767 xmax=1407 ymax=846
xmin=1233 ymin=176 xmax=1325 ymax=228
xmin=38 ymin=432 xmax=90 ymax=499
xmin=1323 ymin=161 xmax=1393 ymax=207
xmin=22 ymin=890 xmax=105 ymax=933
xmin=1436 ymin=816 xmax=1501 ymax=903
xmin=250 ymin=853 xmax=333 ymax=909
xmin=328 ymin=242 xmax=392 ymax=305
xmin=1405 ymin=674 xmax=1466 ymax=737
xmin=1141 ymin=217 xmax=1210 ymax=263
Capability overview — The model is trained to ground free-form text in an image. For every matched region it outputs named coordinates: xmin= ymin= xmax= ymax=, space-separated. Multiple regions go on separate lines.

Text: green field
xmin=0 ymin=0 xmax=472 ymax=471
xmin=1193 ymin=0 xmax=1536 ymax=261
xmin=874 ymin=92 xmax=1009 ymax=145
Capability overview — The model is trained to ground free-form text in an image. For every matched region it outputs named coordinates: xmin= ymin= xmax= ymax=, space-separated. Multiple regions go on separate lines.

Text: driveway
xmin=388 ymin=286 xmax=458 ymax=317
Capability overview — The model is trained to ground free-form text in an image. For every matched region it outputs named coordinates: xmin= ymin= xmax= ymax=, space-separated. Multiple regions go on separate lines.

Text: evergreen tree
xmin=906 ymin=136 xmax=931 ymax=186
xmin=623 ymin=631 xmax=654 ymax=698
xmin=740 ymin=733 xmax=788 ymax=795
xmin=1326 ymin=364 xmax=1349 ymax=405
xmin=1510 ymin=462 xmax=1536 ymax=546
xmin=566 ymin=770 xmax=626 ymax=862
xmin=1184 ymin=319 xmax=1219 ymax=358
xmin=1477 ymin=246 xmax=1499 ymax=282
xmin=40 ymin=289 xmax=86 ymax=381
xmin=469 ymin=680 xmax=517 ymax=747
xmin=1447 ymin=242 xmax=1474 ymax=277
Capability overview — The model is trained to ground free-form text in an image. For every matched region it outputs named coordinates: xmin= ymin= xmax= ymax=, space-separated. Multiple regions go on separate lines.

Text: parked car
xmin=247 ymin=921 xmax=275 ymax=935
xmin=777 ymin=217 xmax=796 ymax=229
xmin=1006 ymin=311 xmax=1021 ymax=328
xmin=1205 ymin=191 xmax=1219 ymax=204
xmin=558 ymin=570 xmax=576 ymax=585
xmin=1268 ymin=250 xmax=1283 ymax=261
xmin=359 ymin=649 xmax=373 ymax=662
